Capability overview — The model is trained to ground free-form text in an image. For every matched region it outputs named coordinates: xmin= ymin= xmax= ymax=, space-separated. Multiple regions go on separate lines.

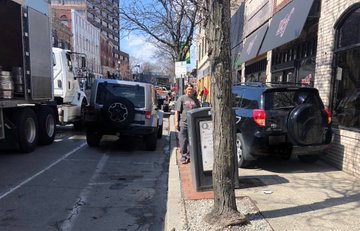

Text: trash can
xmin=187 ymin=107 xmax=239 ymax=192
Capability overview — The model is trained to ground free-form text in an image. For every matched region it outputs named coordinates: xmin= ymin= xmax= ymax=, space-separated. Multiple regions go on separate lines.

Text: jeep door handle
xmin=236 ymin=116 xmax=241 ymax=124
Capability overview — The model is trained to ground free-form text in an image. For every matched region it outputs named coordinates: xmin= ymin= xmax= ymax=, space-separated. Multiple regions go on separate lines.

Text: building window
xmin=333 ymin=6 xmax=360 ymax=130
xmin=60 ymin=15 xmax=68 ymax=27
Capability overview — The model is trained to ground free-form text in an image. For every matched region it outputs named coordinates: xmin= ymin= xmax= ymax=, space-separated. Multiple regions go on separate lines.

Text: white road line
xmin=60 ymin=154 xmax=109 ymax=231
xmin=0 ymin=143 xmax=87 ymax=201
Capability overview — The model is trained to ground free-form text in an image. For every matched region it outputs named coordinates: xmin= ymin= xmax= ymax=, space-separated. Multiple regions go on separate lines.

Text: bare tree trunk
xmin=204 ymin=0 xmax=246 ymax=227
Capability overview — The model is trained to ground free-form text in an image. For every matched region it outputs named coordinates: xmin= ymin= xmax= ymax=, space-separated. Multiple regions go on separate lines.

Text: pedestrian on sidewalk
xmin=174 ymin=83 xmax=200 ymax=164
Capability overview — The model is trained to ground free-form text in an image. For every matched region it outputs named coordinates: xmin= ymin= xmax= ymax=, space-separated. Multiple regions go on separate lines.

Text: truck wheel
xmin=144 ymin=129 xmax=158 ymax=151
xmin=74 ymin=100 xmax=87 ymax=130
xmin=14 ymin=108 xmax=39 ymax=153
xmin=38 ymin=107 xmax=56 ymax=145
xmin=86 ymin=129 xmax=102 ymax=147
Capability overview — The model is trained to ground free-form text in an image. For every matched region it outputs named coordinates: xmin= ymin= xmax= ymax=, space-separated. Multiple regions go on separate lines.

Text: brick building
xmin=50 ymin=0 xmax=130 ymax=79
xmin=52 ymin=15 xmax=72 ymax=50
xmin=230 ymin=0 xmax=359 ymax=177
xmin=316 ymin=0 xmax=360 ymax=177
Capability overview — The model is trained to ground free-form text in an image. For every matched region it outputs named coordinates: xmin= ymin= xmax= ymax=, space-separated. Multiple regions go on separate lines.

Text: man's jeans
xmin=178 ymin=126 xmax=190 ymax=160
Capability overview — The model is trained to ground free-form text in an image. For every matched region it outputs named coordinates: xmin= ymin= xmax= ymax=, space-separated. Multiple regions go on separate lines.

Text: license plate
xmin=269 ymin=135 xmax=286 ymax=145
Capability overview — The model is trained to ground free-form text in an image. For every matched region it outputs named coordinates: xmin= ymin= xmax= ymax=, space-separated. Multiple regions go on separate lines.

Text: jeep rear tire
xmin=145 ymin=129 xmax=158 ymax=151
xmin=103 ymin=97 xmax=135 ymax=129
xmin=86 ymin=129 xmax=102 ymax=147
xmin=157 ymin=124 xmax=163 ymax=139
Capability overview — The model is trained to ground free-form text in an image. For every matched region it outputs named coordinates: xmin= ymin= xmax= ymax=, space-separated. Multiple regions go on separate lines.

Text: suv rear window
xmin=264 ymin=89 xmax=323 ymax=110
xmin=96 ymin=83 xmax=145 ymax=108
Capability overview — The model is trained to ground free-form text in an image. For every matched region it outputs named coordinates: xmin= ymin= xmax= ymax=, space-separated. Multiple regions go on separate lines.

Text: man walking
xmin=174 ymin=83 xmax=200 ymax=164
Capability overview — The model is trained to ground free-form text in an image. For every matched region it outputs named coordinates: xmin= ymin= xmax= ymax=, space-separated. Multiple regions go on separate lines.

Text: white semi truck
xmin=0 ymin=0 xmax=88 ymax=152
xmin=52 ymin=48 xmax=88 ymax=130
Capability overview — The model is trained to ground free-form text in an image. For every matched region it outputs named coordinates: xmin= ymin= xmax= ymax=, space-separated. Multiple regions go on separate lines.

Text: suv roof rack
xmin=232 ymin=82 xmax=264 ymax=87
xmin=233 ymin=82 xmax=310 ymax=88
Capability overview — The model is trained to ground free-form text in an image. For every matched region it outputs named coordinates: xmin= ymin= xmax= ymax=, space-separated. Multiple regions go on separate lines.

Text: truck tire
xmin=14 ymin=108 xmax=39 ymax=153
xmin=74 ymin=99 xmax=87 ymax=130
xmin=144 ymin=129 xmax=158 ymax=151
xmin=38 ymin=106 xmax=56 ymax=145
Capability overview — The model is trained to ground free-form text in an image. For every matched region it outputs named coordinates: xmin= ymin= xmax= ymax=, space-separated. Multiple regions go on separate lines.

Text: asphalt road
xmin=0 ymin=117 xmax=171 ymax=231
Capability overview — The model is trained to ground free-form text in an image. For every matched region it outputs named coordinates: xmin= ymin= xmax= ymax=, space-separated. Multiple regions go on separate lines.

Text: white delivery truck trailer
xmin=0 ymin=0 xmax=57 ymax=152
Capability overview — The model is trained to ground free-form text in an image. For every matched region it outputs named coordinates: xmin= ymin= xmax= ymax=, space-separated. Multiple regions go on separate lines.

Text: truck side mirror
xmin=81 ymin=57 xmax=86 ymax=69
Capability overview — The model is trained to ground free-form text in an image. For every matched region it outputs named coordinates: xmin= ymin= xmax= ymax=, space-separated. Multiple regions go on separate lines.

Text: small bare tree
xmin=203 ymin=0 xmax=247 ymax=227
xmin=120 ymin=0 xmax=201 ymax=62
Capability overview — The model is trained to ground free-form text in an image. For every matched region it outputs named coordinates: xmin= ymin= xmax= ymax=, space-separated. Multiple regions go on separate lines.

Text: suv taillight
xmin=145 ymin=111 xmax=151 ymax=119
xmin=252 ymin=109 xmax=266 ymax=127
xmin=323 ymin=107 xmax=331 ymax=124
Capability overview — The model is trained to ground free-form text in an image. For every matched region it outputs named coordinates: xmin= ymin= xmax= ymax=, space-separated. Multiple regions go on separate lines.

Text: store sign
xmin=276 ymin=7 xmax=295 ymax=38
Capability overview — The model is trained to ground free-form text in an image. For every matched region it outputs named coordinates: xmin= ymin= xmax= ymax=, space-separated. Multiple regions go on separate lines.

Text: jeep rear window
xmin=264 ymin=89 xmax=323 ymax=110
xmin=96 ymin=83 xmax=145 ymax=108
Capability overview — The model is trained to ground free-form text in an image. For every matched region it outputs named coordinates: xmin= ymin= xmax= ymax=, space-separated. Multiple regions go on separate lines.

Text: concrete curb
xmin=164 ymin=114 xmax=188 ymax=231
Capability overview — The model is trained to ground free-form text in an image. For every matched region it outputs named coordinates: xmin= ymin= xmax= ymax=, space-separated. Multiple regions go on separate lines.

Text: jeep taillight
xmin=145 ymin=111 xmax=151 ymax=119
xmin=323 ymin=107 xmax=331 ymax=124
xmin=252 ymin=109 xmax=266 ymax=127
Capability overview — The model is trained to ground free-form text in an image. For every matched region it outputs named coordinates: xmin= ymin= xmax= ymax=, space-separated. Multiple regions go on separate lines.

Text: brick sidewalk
xmin=176 ymin=148 xmax=214 ymax=200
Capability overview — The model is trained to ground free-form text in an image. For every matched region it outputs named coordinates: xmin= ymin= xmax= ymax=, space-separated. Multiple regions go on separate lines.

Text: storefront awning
xmin=259 ymin=0 xmax=314 ymax=54
xmin=238 ymin=23 xmax=268 ymax=64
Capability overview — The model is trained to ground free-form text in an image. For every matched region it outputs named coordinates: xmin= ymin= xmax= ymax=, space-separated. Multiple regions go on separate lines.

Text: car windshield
xmin=96 ymin=82 xmax=145 ymax=108
xmin=264 ymin=89 xmax=323 ymax=110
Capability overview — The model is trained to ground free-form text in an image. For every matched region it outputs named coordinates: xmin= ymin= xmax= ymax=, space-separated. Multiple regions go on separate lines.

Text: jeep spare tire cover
xmin=287 ymin=103 xmax=324 ymax=145
xmin=103 ymin=97 xmax=135 ymax=129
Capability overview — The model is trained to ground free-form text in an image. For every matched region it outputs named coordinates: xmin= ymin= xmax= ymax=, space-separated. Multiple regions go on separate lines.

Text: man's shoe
xmin=180 ymin=157 xmax=190 ymax=164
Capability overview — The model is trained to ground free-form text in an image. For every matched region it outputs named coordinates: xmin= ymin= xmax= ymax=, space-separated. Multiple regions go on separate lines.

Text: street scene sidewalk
xmin=165 ymin=114 xmax=360 ymax=231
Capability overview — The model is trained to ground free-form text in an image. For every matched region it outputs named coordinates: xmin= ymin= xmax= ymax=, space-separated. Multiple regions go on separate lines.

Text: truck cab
xmin=52 ymin=48 xmax=88 ymax=129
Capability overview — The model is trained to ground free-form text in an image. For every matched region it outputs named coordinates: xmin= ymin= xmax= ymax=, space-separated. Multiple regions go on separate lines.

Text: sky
xmin=120 ymin=34 xmax=196 ymax=73
xmin=120 ymin=34 xmax=158 ymax=64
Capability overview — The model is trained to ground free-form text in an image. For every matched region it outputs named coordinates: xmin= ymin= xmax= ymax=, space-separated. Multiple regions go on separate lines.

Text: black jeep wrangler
xmin=232 ymin=83 xmax=333 ymax=167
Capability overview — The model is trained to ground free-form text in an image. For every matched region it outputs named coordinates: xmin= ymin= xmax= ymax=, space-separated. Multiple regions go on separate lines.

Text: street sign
xmin=175 ymin=61 xmax=187 ymax=78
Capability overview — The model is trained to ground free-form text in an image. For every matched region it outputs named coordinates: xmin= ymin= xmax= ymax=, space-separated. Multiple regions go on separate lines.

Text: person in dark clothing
xmin=174 ymin=83 xmax=200 ymax=164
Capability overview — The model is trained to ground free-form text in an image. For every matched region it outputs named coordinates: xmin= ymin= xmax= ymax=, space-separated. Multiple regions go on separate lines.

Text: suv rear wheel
xmin=144 ymin=128 xmax=158 ymax=151
xmin=297 ymin=154 xmax=320 ymax=163
xmin=236 ymin=133 xmax=253 ymax=168
xmin=86 ymin=128 xmax=102 ymax=147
